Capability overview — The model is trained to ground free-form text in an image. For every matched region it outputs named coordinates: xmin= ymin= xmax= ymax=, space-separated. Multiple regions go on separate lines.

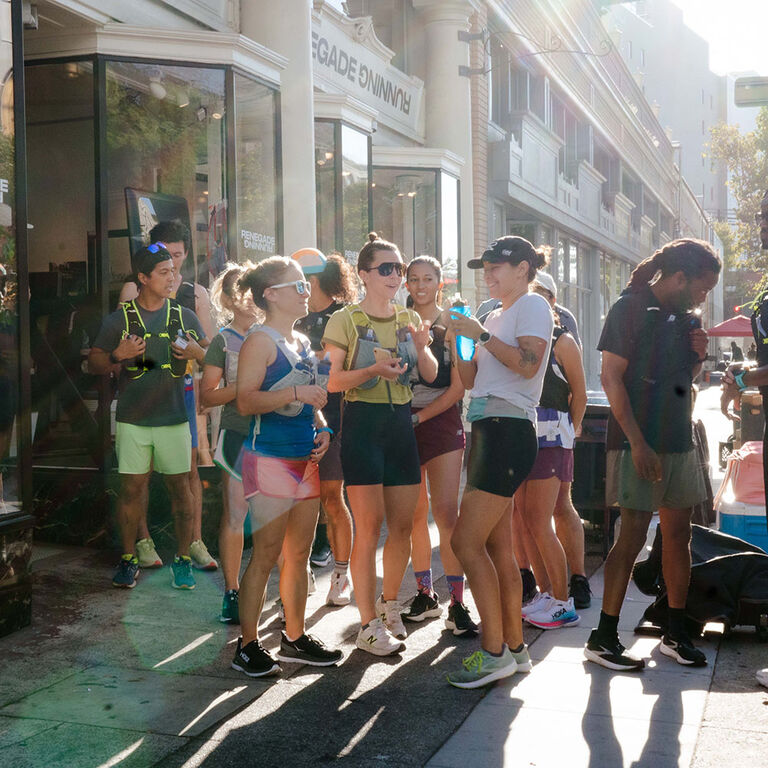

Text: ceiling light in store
xmin=64 ymin=62 xmax=79 ymax=79
xmin=177 ymin=91 xmax=190 ymax=108
xmin=324 ymin=152 xmax=334 ymax=160
xmin=211 ymin=102 xmax=224 ymax=120
xmin=148 ymin=69 xmax=167 ymax=100
xmin=342 ymin=171 xmax=351 ymax=177
xmin=407 ymin=191 xmax=417 ymax=197
xmin=371 ymin=183 xmax=376 ymax=188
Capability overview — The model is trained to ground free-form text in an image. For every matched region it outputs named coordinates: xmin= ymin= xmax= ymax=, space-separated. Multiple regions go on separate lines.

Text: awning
xmin=707 ymin=315 xmax=754 ymax=337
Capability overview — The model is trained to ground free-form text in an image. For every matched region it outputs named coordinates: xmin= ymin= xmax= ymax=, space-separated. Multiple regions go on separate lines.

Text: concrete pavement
xmin=0 ymin=385 xmax=766 ymax=767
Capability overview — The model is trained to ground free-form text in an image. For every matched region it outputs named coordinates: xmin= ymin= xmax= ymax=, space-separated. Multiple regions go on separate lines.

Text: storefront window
xmin=315 ymin=121 xmax=337 ymax=257
xmin=341 ymin=125 xmax=369 ymax=261
xmin=440 ymin=173 xmax=459 ymax=286
xmin=106 ymin=62 xmax=226 ymax=292
xmin=25 ymin=61 xmax=98 ymax=467
xmin=234 ymin=74 xmax=279 ymax=263
xmin=0 ymin=35 xmax=18 ymax=513
xmin=372 ymin=168 xmax=436 ymax=263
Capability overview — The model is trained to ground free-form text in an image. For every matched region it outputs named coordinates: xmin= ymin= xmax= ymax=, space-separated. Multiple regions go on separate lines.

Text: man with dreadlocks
xmin=585 ymin=239 xmax=721 ymax=671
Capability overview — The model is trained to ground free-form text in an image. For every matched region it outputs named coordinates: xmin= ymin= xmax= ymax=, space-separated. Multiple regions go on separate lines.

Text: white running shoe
xmin=376 ymin=595 xmax=407 ymax=639
xmin=356 ymin=617 xmax=405 ymax=656
xmin=521 ymin=591 xmax=551 ymax=619
xmin=326 ymin=571 xmax=351 ymax=606
xmin=308 ymin=566 xmax=317 ymax=595
xmin=526 ymin=597 xmax=581 ymax=629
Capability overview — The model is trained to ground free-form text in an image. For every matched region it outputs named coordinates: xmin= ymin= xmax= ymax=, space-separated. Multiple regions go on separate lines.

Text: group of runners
xmin=90 ymin=222 xmax=722 ymax=688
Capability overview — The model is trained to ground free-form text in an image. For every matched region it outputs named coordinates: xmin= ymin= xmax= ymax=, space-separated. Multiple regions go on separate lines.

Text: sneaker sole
xmin=514 ymin=660 xmax=533 ymax=673
xmin=276 ymin=651 xmax=343 ymax=667
xmin=447 ymin=661 xmax=518 ymax=689
xmin=192 ymin=563 xmax=218 ymax=571
xmin=231 ymin=660 xmax=280 ymax=677
xmin=444 ymin=620 xmax=479 ymax=637
xmin=112 ymin=581 xmax=137 ymax=589
xmin=526 ymin=614 xmax=581 ymax=629
xmin=310 ymin=554 xmax=334 ymax=568
xmin=355 ymin=639 xmax=405 ymax=656
xmin=404 ymin=607 xmax=442 ymax=623
xmin=659 ymin=642 xmax=707 ymax=667
xmin=584 ymin=646 xmax=644 ymax=671
xmin=326 ymin=595 xmax=351 ymax=606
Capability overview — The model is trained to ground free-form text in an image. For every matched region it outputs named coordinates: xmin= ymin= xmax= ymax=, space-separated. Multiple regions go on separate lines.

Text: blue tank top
xmin=245 ymin=334 xmax=316 ymax=459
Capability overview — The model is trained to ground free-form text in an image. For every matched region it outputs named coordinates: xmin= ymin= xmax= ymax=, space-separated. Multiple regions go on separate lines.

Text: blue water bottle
xmin=451 ymin=299 xmax=476 ymax=361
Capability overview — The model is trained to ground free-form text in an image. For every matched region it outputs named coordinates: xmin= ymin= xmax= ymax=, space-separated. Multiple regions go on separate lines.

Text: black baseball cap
xmin=467 ymin=236 xmax=538 ymax=269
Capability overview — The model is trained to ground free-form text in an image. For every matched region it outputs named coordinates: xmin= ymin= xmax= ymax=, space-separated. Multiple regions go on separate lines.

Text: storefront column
xmin=584 ymin=245 xmax=602 ymax=389
xmin=242 ymin=0 xmax=317 ymax=253
xmin=413 ymin=0 xmax=475 ymax=302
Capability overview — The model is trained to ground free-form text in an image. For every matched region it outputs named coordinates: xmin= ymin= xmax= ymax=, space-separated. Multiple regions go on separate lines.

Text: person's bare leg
xmin=487 ymin=509 xmax=523 ymax=651
xmin=521 ymin=477 xmax=568 ymax=600
xmin=133 ymin=482 xmax=151 ymax=541
xmin=280 ymin=499 xmax=319 ymax=640
xmin=425 ymin=450 xmax=463 ymax=578
xmin=189 ymin=447 xmax=204 ymax=541
xmin=164 ymin=472 xmax=194 ymax=555
xmin=554 ymin=482 xmax=586 ymax=576
xmin=219 ymin=472 xmax=246 ymax=592
xmin=410 ymin=468 xmax=431 ymax=573
xmin=451 ymin=488 xmax=513 ymax=655
xmin=346 ymin=484 xmax=386 ymax=625
xmin=381 ymin=483 xmax=420 ymax=601
xmin=240 ymin=503 xmax=291 ymax=645
xmin=658 ymin=507 xmax=693 ymax=610
xmin=321 ymin=480 xmax=352 ymax=562
xmin=601 ymin=508 xmax=652 ymax=616
xmin=119 ymin=473 xmax=151 ymax=554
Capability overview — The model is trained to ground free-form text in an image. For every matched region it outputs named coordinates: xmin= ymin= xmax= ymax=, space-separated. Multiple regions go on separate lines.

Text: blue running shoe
xmin=526 ymin=597 xmax=580 ymax=629
xmin=171 ymin=555 xmax=196 ymax=590
xmin=112 ymin=555 xmax=139 ymax=589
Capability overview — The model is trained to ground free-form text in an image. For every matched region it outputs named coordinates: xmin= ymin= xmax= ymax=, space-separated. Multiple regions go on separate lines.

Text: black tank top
xmin=538 ymin=326 xmax=571 ymax=412
xmin=418 ymin=319 xmax=452 ymax=389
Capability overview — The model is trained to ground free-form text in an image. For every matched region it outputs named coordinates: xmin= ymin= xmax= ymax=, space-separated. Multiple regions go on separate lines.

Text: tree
xmin=708 ymin=108 xmax=768 ymax=272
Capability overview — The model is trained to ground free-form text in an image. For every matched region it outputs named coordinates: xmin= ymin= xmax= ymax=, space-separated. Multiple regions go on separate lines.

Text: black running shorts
xmin=341 ymin=401 xmax=421 ymax=487
xmin=466 ymin=417 xmax=538 ymax=498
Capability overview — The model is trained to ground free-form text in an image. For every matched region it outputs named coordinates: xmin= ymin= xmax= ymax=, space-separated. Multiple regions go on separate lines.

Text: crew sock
xmin=415 ymin=569 xmax=433 ymax=595
xmin=446 ymin=575 xmax=465 ymax=605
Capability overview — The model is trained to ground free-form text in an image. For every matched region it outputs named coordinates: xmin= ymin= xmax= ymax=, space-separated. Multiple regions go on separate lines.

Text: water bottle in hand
xmin=450 ymin=296 xmax=475 ymax=362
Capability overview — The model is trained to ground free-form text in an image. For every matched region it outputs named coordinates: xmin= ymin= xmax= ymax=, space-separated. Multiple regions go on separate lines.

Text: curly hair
xmin=316 ymin=253 xmax=358 ymax=303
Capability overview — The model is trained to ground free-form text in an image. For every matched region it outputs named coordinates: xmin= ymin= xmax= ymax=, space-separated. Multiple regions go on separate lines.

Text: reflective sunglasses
xmin=266 ymin=280 xmax=311 ymax=296
xmin=147 ymin=242 xmax=167 ymax=254
xmin=366 ymin=261 xmax=407 ymax=277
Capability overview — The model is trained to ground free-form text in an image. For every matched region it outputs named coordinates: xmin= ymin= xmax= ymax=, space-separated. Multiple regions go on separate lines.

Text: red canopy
xmin=707 ymin=315 xmax=754 ymax=337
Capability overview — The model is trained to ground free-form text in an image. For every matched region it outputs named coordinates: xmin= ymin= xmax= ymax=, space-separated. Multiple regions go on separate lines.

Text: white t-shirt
xmin=469 ymin=292 xmax=554 ymax=422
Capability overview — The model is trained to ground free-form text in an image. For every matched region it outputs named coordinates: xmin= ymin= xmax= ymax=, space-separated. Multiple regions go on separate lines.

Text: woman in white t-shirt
xmin=445 ymin=236 xmax=553 ymax=689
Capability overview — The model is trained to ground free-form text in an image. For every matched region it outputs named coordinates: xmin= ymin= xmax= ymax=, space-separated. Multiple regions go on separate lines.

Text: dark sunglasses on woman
xmin=365 ymin=262 xmax=407 ymax=277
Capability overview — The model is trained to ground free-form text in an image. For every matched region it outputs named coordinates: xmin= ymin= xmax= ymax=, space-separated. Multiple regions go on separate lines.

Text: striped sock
xmin=333 ymin=559 xmax=348 ymax=576
xmin=446 ymin=575 xmax=464 ymax=605
xmin=414 ymin=569 xmax=433 ymax=595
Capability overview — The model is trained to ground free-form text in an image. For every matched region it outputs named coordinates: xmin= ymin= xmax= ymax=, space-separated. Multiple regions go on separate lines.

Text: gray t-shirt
xmin=203 ymin=329 xmax=252 ymax=435
xmin=93 ymin=300 xmax=204 ymax=427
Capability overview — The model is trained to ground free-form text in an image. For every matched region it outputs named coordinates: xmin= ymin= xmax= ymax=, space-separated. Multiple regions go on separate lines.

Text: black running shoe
xmin=403 ymin=591 xmax=442 ymax=622
xmin=276 ymin=632 xmax=343 ymax=666
xmin=231 ymin=637 xmax=280 ymax=677
xmin=584 ymin=629 xmax=645 ymax=671
xmin=569 ymin=574 xmax=592 ymax=609
xmin=520 ymin=568 xmax=538 ymax=604
xmin=660 ymin=634 xmax=707 ymax=667
xmin=444 ymin=602 xmax=479 ymax=637
xmin=310 ymin=540 xmax=333 ymax=568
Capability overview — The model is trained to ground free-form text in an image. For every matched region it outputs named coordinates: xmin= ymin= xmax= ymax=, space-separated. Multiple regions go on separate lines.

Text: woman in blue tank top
xmin=230 ymin=256 xmax=342 ymax=678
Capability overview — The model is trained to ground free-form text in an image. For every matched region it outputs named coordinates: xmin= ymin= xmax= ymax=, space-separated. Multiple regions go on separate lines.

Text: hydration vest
xmin=120 ymin=299 xmax=197 ymax=380
xmin=221 ymin=324 xmax=258 ymax=389
xmin=345 ymin=304 xmax=419 ymax=389
xmin=250 ymin=326 xmax=316 ymax=438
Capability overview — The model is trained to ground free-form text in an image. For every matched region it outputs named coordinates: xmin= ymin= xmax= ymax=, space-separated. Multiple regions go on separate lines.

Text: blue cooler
xmin=716 ymin=499 xmax=768 ymax=553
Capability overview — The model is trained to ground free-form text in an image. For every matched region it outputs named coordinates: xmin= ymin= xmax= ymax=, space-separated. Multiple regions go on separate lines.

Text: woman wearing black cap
xmin=445 ymin=236 xmax=553 ymax=688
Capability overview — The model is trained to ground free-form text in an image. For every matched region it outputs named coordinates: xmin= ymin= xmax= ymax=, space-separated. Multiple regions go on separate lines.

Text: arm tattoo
xmin=520 ymin=347 xmax=539 ymax=368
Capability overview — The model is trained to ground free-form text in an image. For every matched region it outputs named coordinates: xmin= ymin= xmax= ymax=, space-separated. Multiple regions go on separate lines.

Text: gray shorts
xmin=606 ymin=448 xmax=706 ymax=513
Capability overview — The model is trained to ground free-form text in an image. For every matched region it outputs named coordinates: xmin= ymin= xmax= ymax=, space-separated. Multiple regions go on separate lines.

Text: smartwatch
xmin=411 ymin=413 xmax=420 ymax=427
xmin=109 ymin=351 xmax=120 ymax=364
xmin=477 ymin=331 xmax=491 ymax=347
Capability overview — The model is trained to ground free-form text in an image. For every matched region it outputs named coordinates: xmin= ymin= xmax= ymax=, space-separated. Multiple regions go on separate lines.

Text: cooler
xmin=715 ymin=499 xmax=768 ymax=553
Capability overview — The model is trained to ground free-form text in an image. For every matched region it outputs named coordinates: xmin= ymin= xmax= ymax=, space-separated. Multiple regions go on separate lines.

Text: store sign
xmin=311 ymin=13 xmax=424 ymax=137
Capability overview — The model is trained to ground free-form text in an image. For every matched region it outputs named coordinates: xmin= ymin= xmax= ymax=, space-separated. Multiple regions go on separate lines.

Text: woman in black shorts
xmin=403 ymin=256 xmax=474 ymax=635
xmin=293 ymin=248 xmax=357 ymax=606
xmin=446 ymin=236 xmax=553 ymax=688
xmin=323 ymin=233 xmax=438 ymax=656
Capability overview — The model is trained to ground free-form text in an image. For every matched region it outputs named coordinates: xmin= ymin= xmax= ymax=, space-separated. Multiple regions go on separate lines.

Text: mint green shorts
xmin=606 ymin=448 xmax=706 ymax=513
xmin=116 ymin=422 xmax=191 ymax=476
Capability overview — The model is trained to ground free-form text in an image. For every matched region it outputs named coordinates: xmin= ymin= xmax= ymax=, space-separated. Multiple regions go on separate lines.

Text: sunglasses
xmin=365 ymin=262 xmax=407 ymax=277
xmin=266 ymin=280 xmax=311 ymax=296
xmin=146 ymin=242 xmax=167 ymax=254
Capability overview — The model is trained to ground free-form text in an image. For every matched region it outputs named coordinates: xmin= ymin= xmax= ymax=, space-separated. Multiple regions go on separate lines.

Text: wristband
xmin=734 ymin=371 xmax=748 ymax=392
xmin=293 ymin=385 xmax=298 ymax=401
xmin=317 ymin=426 xmax=334 ymax=436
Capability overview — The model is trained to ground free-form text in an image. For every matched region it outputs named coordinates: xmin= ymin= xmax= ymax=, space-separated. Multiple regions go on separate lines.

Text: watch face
xmin=479 ymin=332 xmax=491 ymax=343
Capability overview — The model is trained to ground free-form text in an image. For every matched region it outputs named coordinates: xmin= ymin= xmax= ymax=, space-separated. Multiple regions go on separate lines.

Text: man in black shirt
xmin=585 ymin=239 xmax=720 ymax=672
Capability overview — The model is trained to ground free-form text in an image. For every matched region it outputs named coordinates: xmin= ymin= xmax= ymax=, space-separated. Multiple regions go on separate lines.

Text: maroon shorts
xmin=526 ymin=446 xmax=574 ymax=482
xmin=412 ymin=405 xmax=466 ymax=466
